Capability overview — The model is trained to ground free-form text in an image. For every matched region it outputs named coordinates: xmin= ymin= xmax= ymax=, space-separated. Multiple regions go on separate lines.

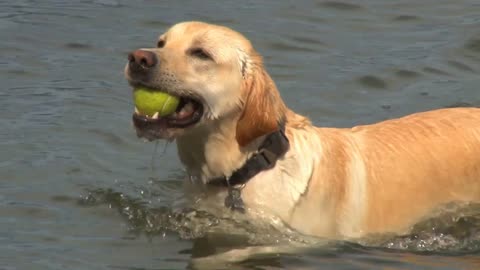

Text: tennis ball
xmin=133 ymin=87 xmax=180 ymax=117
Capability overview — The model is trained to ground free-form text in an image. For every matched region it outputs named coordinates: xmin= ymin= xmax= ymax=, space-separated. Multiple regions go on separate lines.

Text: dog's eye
xmin=157 ymin=40 xmax=165 ymax=48
xmin=189 ymin=48 xmax=212 ymax=61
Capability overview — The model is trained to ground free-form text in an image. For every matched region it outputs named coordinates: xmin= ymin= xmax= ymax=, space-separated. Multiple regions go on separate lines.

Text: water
xmin=1 ymin=0 xmax=480 ymax=269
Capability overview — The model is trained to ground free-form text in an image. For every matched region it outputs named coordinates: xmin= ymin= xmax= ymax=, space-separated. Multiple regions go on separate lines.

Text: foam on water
xmin=78 ymin=185 xmax=480 ymax=263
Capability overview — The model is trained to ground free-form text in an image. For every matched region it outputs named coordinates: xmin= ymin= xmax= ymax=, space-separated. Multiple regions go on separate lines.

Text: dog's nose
xmin=128 ymin=50 xmax=158 ymax=69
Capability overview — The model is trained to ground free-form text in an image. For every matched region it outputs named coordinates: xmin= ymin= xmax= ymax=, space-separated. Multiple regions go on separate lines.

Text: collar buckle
xmin=257 ymin=148 xmax=277 ymax=169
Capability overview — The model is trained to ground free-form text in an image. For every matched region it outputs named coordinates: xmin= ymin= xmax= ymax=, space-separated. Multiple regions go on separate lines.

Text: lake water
xmin=2 ymin=0 xmax=480 ymax=269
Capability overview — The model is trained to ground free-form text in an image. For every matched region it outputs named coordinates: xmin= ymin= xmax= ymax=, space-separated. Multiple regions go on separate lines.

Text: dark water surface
xmin=2 ymin=0 xmax=480 ymax=269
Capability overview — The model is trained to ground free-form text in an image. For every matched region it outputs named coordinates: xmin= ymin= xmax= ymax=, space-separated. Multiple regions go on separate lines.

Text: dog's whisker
xmin=150 ymin=140 xmax=160 ymax=172
xmin=162 ymin=140 xmax=169 ymax=155
xmin=149 ymin=140 xmax=171 ymax=172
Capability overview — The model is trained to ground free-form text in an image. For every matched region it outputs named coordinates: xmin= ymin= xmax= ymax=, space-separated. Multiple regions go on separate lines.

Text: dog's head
xmin=125 ymin=21 xmax=286 ymax=146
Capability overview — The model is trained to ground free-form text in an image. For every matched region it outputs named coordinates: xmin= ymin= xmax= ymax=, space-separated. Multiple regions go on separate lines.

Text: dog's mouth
xmin=132 ymin=90 xmax=204 ymax=140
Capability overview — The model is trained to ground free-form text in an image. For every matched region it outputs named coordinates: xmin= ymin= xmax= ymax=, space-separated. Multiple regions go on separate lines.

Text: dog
xmin=124 ymin=21 xmax=480 ymax=239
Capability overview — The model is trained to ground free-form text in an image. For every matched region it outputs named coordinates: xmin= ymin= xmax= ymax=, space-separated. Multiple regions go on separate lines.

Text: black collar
xmin=208 ymin=126 xmax=290 ymax=188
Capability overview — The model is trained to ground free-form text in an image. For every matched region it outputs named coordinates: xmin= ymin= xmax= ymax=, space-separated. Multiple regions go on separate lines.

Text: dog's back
xmin=285 ymin=107 xmax=480 ymax=237
xmin=345 ymin=108 xmax=480 ymax=234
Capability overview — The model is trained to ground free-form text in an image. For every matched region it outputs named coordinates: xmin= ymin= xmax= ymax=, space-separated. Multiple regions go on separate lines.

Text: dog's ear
xmin=236 ymin=67 xmax=286 ymax=147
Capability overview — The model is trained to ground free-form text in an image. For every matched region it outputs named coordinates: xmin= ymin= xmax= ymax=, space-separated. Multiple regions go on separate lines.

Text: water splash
xmin=78 ymin=187 xmax=480 ymax=258
xmin=371 ymin=203 xmax=480 ymax=253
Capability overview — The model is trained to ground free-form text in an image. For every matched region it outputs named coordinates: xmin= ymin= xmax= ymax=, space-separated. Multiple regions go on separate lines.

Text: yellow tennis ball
xmin=133 ymin=87 xmax=180 ymax=116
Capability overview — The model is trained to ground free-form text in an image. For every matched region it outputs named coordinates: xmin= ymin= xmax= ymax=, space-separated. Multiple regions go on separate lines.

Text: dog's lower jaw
xmin=134 ymin=127 xmax=178 ymax=141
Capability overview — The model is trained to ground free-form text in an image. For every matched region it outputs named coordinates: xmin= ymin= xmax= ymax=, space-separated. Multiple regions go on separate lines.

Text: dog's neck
xmin=176 ymin=66 xmax=293 ymax=185
xmin=176 ymin=114 xmax=263 ymax=184
xmin=176 ymin=109 xmax=320 ymax=224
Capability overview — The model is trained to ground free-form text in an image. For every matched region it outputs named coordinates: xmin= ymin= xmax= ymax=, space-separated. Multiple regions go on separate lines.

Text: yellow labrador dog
xmin=125 ymin=21 xmax=480 ymax=239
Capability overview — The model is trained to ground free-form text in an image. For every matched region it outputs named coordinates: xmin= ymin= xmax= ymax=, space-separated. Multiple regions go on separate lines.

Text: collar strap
xmin=208 ymin=126 xmax=290 ymax=187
